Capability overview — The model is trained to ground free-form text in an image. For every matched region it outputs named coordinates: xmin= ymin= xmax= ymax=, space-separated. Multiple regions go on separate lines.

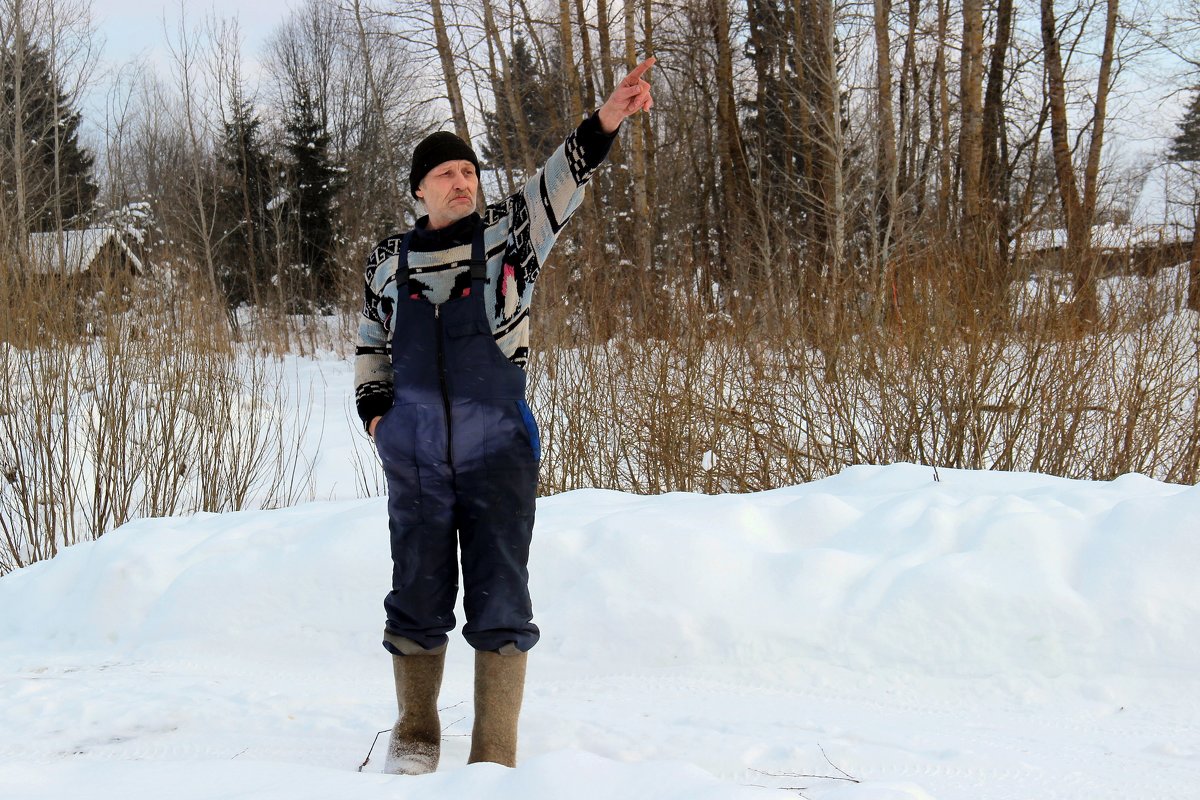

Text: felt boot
xmin=467 ymin=647 xmax=527 ymax=767
xmin=383 ymin=646 xmax=446 ymax=775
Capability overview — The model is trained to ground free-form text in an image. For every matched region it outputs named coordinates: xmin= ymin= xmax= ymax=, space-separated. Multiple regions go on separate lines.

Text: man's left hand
xmin=598 ymin=56 xmax=656 ymax=135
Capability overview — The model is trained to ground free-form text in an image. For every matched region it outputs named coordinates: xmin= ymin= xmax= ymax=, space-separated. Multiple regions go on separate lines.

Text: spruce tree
xmin=216 ymin=92 xmax=276 ymax=307
xmin=483 ymin=36 xmax=561 ymax=167
xmin=282 ymin=89 xmax=342 ymax=311
xmin=0 ymin=38 xmax=98 ymax=231
xmin=741 ymin=0 xmax=829 ymax=237
xmin=1168 ymin=88 xmax=1200 ymax=163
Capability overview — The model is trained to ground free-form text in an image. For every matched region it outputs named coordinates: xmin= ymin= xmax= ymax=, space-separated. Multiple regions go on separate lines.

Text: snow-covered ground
xmin=1 ymin=355 xmax=1199 ymax=799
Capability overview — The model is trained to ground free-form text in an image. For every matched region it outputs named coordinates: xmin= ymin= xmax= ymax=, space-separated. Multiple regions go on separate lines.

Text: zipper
xmin=434 ymin=304 xmax=454 ymax=470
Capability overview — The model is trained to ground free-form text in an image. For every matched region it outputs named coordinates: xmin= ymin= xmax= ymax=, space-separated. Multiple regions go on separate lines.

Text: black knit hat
xmin=409 ymin=131 xmax=480 ymax=198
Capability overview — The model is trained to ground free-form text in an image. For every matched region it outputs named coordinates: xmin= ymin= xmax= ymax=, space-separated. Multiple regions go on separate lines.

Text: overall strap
xmin=395 ymin=230 xmax=417 ymax=292
xmin=468 ymin=222 xmax=488 ymax=283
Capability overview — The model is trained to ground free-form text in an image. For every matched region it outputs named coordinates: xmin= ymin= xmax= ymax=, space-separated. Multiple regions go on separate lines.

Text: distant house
xmin=1128 ymin=161 xmax=1200 ymax=239
xmin=26 ymin=226 xmax=144 ymax=278
xmin=1016 ymin=162 xmax=1198 ymax=276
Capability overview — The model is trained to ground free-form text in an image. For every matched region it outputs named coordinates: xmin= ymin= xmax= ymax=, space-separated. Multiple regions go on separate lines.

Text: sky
xmin=80 ymin=0 xmax=1193 ymax=180
xmin=90 ymin=0 xmax=292 ymax=72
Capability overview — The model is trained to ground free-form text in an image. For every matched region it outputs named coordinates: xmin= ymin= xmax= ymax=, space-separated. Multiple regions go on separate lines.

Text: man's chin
xmin=427 ymin=204 xmax=477 ymax=230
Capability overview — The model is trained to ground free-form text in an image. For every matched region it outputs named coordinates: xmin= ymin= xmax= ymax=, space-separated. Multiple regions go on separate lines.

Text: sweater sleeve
xmin=498 ymin=110 xmax=618 ymax=290
xmin=354 ymin=242 xmax=395 ymax=430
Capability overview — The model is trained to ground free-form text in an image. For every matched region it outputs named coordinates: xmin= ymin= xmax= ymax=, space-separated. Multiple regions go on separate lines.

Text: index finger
xmin=622 ymin=56 xmax=656 ymax=86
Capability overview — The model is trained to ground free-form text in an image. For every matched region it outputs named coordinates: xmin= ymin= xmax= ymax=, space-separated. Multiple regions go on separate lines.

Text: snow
xmin=1017 ymin=220 xmax=1191 ymax=252
xmin=1 ymin=356 xmax=1199 ymax=799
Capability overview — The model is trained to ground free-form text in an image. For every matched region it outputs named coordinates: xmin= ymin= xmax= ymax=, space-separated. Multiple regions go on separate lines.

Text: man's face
xmin=416 ymin=159 xmax=478 ymax=230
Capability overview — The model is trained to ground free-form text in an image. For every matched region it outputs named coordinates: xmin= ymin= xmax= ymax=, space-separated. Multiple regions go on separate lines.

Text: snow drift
xmin=1 ymin=464 xmax=1198 ymax=799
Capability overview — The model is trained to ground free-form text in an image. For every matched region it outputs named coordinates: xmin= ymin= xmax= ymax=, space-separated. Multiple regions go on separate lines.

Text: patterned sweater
xmin=355 ymin=112 xmax=617 ymax=428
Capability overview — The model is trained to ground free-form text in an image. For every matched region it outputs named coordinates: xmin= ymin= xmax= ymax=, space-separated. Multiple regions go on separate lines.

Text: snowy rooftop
xmin=26 ymin=226 xmax=143 ymax=275
xmin=1130 ymin=160 xmax=1200 ymax=230
xmin=1020 ymin=161 xmax=1198 ymax=253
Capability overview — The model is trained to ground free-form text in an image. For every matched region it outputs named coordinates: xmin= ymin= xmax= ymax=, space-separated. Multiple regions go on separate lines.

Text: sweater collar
xmin=412 ymin=212 xmax=481 ymax=250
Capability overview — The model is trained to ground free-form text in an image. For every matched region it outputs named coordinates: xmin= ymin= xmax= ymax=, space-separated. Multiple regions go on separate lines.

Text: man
xmin=355 ymin=57 xmax=655 ymax=774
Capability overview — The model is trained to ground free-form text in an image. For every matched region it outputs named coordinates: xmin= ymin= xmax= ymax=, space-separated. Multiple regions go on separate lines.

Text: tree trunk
xmin=430 ymin=0 xmax=471 ymax=143
xmin=1188 ymin=215 xmax=1199 ymax=312
xmin=712 ymin=0 xmax=753 ymax=240
xmin=980 ymin=0 xmax=1013 ymax=208
xmin=1040 ymin=0 xmax=1093 ymax=320
xmin=10 ymin=14 xmax=29 ymax=249
xmin=980 ymin=0 xmax=1015 ymax=284
xmin=872 ymin=0 xmax=899 ymax=320
xmin=513 ymin=0 xmax=552 ymax=73
xmin=559 ymin=0 xmax=583 ymax=123
xmin=625 ymin=0 xmax=649 ymax=273
xmin=898 ymin=0 xmax=920 ymax=201
xmin=169 ymin=10 xmax=222 ymax=302
xmin=1082 ymin=0 xmax=1119 ymax=225
xmin=480 ymin=0 xmax=518 ymax=191
xmin=596 ymin=0 xmax=616 ymax=98
xmin=496 ymin=2 xmax=537 ymax=172
xmin=574 ymin=0 xmax=597 ymax=110
xmin=816 ymin=0 xmax=844 ymax=282
xmin=350 ymin=0 xmax=406 ymax=210
xmin=934 ymin=0 xmax=952 ymax=224
xmin=778 ymin=4 xmax=797 ymax=223
xmin=873 ymin=0 xmax=898 ymax=242
xmin=747 ymin=0 xmax=770 ymax=171
xmin=959 ymin=0 xmax=984 ymax=227
xmin=642 ymin=0 xmax=657 ymax=267
xmin=791 ymin=0 xmax=816 ymax=252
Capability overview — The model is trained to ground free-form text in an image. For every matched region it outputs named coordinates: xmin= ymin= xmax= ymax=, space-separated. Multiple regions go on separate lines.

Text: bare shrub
xmin=0 ymin=260 xmax=315 ymax=575
xmin=525 ymin=236 xmax=1200 ymax=496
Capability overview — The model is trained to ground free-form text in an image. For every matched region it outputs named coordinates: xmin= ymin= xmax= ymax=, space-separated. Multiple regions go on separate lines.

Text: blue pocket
xmin=517 ymin=399 xmax=541 ymax=461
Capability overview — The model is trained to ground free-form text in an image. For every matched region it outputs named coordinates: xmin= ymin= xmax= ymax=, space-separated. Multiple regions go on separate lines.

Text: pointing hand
xmin=598 ymin=56 xmax=656 ymax=134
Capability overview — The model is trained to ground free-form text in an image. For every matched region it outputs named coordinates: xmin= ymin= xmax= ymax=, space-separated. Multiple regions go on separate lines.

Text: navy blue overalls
xmin=375 ymin=223 xmax=541 ymax=655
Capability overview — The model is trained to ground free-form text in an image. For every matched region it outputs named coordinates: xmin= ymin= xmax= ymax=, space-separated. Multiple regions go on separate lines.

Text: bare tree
xmin=872 ymin=0 xmax=897 ymax=241
xmin=804 ymin=0 xmax=846 ymax=287
xmin=980 ymin=0 xmax=1015 ymax=255
xmin=431 ymin=0 xmax=471 ymax=142
xmin=162 ymin=4 xmax=223 ymax=301
xmin=625 ymin=0 xmax=649 ymax=271
xmin=896 ymin=0 xmax=921 ymax=210
xmin=959 ymin=0 xmax=984 ymax=230
xmin=710 ymin=0 xmax=755 ymax=282
xmin=596 ymin=0 xmax=616 ymax=98
xmin=574 ymin=0 xmax=598 ymax=110
xmin=558 ymin=0 xmax=583 ymax=122
xmin=1040 ymin=0 xmax=1120 ymax=323
xmin=932 ymin=0 xmax=952 ymax=223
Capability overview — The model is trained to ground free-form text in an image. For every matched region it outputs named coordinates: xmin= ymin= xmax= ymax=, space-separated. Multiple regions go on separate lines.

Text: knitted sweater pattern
xmin=355 ymin=114 xmax=615 ymax=427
